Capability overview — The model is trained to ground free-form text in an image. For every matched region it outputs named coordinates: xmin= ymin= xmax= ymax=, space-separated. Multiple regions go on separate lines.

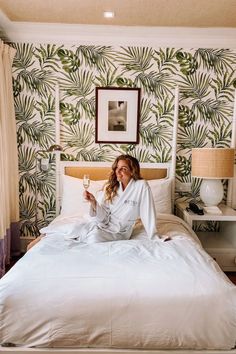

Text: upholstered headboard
xmin=64 ymin=166 xmax=167 ymax=181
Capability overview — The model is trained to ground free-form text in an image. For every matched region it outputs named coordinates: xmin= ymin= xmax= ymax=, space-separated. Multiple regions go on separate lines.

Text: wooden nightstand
xmin=176 ymin=201 xmax=236 ymax=271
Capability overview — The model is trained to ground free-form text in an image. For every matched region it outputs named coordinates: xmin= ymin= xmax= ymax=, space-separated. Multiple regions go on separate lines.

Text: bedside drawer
xmin=209 ymin=252 xmax=236 ymax=270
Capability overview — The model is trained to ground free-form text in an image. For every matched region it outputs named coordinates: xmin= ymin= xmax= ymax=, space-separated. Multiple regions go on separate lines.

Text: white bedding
xmin=0 ymin=214 xmax=236 ymax=350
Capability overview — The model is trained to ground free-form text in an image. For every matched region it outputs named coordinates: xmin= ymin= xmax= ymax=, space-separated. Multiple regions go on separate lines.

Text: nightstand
xmin=176 ymin=201 xmax=236 ymax=271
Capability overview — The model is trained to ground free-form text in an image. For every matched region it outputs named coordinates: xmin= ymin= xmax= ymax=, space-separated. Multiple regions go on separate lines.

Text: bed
xmin=0 ymin=163 xmax=236 ymax=354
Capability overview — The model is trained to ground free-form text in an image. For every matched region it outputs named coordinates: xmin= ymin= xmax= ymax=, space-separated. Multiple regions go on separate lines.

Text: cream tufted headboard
xmin=64 ymin=166 xmax=168 ymax=181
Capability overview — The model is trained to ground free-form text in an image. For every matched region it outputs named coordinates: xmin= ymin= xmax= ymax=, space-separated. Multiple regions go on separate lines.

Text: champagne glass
xmin=83 ymin=174 xmax=90 ymax=201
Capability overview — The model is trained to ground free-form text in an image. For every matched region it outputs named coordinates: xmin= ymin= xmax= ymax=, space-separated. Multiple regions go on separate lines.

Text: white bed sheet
xmin=0 ymin=214 xmax=236 ymax=350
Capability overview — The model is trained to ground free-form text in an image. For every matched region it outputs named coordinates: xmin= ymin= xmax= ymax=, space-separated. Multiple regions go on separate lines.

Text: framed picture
xmin=95 ymin=87 xmax=141 ymax=144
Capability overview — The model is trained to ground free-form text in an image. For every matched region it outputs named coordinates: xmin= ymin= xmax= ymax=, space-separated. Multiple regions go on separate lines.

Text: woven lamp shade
xmin=192 ymin=148 xmax=235 ymax=179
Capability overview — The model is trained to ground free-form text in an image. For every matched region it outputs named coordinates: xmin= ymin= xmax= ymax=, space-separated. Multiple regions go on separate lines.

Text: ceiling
xmin=0 ymin=0 xmax=236 ymax=28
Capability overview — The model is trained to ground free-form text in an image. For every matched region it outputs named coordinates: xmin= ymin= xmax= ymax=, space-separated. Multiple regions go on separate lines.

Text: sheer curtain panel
xmin=0 ymin=40 xmax=20 ymax=278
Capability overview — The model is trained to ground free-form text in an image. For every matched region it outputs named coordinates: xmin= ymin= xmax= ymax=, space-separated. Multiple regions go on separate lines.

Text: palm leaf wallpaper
xmin=11 ymin=43 xmax=236 ymax=237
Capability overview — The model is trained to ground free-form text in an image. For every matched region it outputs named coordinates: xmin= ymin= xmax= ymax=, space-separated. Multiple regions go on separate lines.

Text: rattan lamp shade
xmin=192 ymin=148 xmax=234 ymax=179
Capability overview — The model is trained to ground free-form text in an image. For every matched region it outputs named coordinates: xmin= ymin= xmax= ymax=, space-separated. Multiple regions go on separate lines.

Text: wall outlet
xmin=176 ymin=182 xmax=191 ymax=193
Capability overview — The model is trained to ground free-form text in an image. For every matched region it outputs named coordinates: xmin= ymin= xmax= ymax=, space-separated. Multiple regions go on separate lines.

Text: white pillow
xmin=147 ymin=178 xmax=172 ymax=214
xmin=60 ymin=175 xmax=172 ymax=217
xmin=60 ymin=175 xmax=106 ymax=217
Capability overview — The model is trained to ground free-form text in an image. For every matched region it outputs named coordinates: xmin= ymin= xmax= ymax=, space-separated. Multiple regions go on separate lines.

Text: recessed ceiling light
xmin=103 ymin=11 xmax=115 ymax=18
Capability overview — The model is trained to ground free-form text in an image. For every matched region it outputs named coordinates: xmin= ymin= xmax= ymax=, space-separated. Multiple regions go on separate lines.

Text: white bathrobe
xmin=77 ymin=179 xmax=159 ymax=243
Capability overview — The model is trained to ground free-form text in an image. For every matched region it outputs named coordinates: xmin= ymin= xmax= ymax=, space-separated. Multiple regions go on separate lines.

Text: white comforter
xmin=0 ymin=214 xmax=236 ymax=349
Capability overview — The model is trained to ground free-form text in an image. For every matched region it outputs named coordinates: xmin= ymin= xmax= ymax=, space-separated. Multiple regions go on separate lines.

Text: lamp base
xmin=200 ymin=179 xmax=224 ymax=206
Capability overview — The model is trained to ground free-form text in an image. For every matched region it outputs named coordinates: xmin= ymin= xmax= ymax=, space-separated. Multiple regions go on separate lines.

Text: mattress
xmin=0 ymin=214 xmax=236 ymax=349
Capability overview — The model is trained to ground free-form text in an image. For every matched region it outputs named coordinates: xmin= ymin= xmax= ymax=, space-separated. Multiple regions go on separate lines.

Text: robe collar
xmin=117 ymin=178 xmax=134 ymax=195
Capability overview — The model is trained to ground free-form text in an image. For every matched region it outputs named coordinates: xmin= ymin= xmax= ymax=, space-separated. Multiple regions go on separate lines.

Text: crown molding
xmin=0 ymin=10 xmax=236 ymax=48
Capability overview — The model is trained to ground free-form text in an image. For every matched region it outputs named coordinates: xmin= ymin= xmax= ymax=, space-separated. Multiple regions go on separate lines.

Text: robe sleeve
xmin=139 ymin=181 xmax=160 ymax=240
xmin=89 ymin=190 xmax=110 ymax=224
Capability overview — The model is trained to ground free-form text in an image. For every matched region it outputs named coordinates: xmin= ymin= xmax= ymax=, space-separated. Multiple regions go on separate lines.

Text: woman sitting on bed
xmin=27 ymin=155 xmax=169 ymax=250
xmin=83 ymin=154 xmax=170 ymax=243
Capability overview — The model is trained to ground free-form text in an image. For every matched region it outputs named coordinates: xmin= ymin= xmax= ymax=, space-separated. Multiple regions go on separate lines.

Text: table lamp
xmin=191 ymin=148 xmax=235 ymax=206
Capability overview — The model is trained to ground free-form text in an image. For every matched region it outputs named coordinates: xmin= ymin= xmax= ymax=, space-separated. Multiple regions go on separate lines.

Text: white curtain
xmin=0 ymin=40 xmax=20 ymax=277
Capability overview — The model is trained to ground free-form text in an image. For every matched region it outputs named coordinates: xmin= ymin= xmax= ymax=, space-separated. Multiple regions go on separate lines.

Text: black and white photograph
xmin=95 ymin=87 xmax=140 ymax=144
xmin=108 ymin=100 xmax=127 ymax=131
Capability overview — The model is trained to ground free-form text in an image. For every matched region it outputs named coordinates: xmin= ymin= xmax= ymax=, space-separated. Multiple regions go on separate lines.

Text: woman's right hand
xmin=83 ymin=191 xmax=97 ymax=209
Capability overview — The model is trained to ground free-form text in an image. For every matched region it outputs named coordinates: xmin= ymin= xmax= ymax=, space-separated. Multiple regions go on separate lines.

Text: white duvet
xmin=0 ymin=214 xmax=236 ymax=350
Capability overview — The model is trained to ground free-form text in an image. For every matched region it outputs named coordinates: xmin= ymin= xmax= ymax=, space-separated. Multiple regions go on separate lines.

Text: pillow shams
xmin=60 ymin=175 xmax=106 ymax=217
xmin=147 ymin=178 xmax=172 ymax=214
xmin=60 ymin=174 xmax=172 ymax=217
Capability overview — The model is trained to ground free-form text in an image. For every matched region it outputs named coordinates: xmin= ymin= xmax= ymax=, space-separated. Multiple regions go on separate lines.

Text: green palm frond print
xmin=194 ymin=49 xmax=236 ymax=74
xmin=178 ymin=72 xmax=211 ymax=100
xmin=178 ymin=124 xmax=208 ymax=151
xmin=136 ymin=71 xmax=174 ymax=98
xmin=35 ymin=44 xmax=62 ymax=70
xmin=153 ymin=48 xmax=179 ymax=74
xmin=208 ymin=122 xmax=232 ymax=147
xmin=12 ymin=42 xmax=236 ymax=236
xmin=57 ymin=48 xmax=80 ymax=73
xmin=176 ymin=155 xmax=191 ymax=182
xmin=116 ymin=47 xmax=154 ymax=73
xmin=176 ymin=51 xmax=198 ymax=75
xmin=76 ymin=45 xmax=116 ymax=72
xmin=12 ymin=43 xmax=35 ymax=70
xmin=211 ymin=71 xmax=236 ymax=101
xmin=60 ymin=69 xmax=94 ymax=98
xmin=61 ymin=122 xmax=94 ymax=151
xmin=179 ymin=105 xmax=196 ymax=127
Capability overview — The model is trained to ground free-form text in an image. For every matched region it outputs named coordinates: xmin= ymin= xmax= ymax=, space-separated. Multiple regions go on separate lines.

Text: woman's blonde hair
xmin=104 ymin=155 xmax=142 ymax=202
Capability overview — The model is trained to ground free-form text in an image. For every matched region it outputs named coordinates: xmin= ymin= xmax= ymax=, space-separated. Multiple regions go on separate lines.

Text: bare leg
xmin=27 ymin=235 xmax=43 ymax=251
